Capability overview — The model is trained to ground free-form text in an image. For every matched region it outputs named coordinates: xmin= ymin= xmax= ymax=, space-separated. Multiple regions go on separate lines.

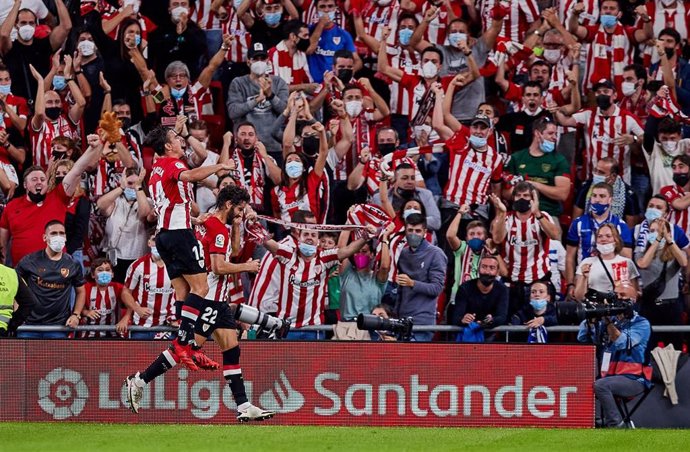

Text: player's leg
xmin=124 ymin=346 xmax=178 ymax=414
xmin=188 ymin=299 xmax=220 ymax=370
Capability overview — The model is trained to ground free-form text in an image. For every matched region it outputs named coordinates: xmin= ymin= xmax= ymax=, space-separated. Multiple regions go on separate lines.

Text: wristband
xmin=536 ymin=214 xmax=544 ymax=220
xmin=75 ymin=70 xmax=83 ymax=75
xmin=71 ymin=313 xmax=81 ymax=320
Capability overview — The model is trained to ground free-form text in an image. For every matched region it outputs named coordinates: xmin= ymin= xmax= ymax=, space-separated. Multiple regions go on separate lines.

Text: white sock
xmin=134 ymin=372 xmax=146 ymax=388
xmin=238 ymin=402 xmax=251 ymax=411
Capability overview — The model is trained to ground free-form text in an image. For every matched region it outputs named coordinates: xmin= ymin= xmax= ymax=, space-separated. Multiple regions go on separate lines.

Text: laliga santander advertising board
xmin=0 ymin=342 xmax=595 ymax=427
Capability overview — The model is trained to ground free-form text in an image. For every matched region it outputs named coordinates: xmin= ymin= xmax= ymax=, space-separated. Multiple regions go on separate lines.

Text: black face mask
xmin=54 ymin=176 xmax=64 ymax=185
xmin=120 ymin=117 xmax=132 ymax=129
xmin=478 ymin=274 xmax=495 ymax=286
xmin=513 ymin=198 xmax=531 ymax=213
xmin=51 ymin=151 xmax=66 ymax=160
xmin=378 ymin=142 xmax=396 ymax=156
xmin=302 ymin=136 xmax=320 ymax=156
xmin=595 ymin=94 xmax=612 ymax=111
xmin=296 ymin=37 xmax=310 ymax=52
xmin=337 ymin=69 xmax=353 ymax=84
xmin=665 ymin=48 xmax=676 ymax=60
xmin=397 ymin=188 xmax=416 ymax=199
xmin=673 ymin=172 xmax=690 ymax=187
xmin=28 ymin=191 xmax=46 ymax=203
xmin=45 ymin=107 xmax=62 ymax=120
xmin=240 ymin=147 xmax=255 ymax=158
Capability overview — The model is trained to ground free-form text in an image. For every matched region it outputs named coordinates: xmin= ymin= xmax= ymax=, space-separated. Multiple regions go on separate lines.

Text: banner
xmin=0 ymin=341 xmax=595 ymax=427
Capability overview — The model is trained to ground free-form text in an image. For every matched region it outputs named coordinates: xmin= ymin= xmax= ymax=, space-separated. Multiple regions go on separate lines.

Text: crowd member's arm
xmin=553 ymin=66 xmax=581 ymax=128
xmin=306 ymin=13 xmax=328 ymax=55
xmin=352 ymin=10 xmax=383 ymax=53
xmin=431 ymin=82 xmax=455 ymax=140
xmin=311 ymin=121 xmax=329 ymax=178
xmin=68 ymin=284 xmax=86 ymax=328
xmin=283 ymin=0 xmax=299 ymax=20
xmin=227 ymin=78 xmax=264 ymax=121
xmin=567 ymin=3 xmax=589 ymax=41
xmin=359 ymin=77 xmax=389 ymax=120
xmin=0 ymin=168 xmax=14 ymax=200
xmin=0 ymin=93 xmax=26 ymax=132
xmin=409 ymin=6 xmax=436 ymax=52
xmin=64 ymin=134 xmax=105 ymax=197
xmin=198 ymin=34 xmax=233 ymax=89
xmin=332 ymin=100 xmax=353 ymax=160
xmin=396 ymin=244 xmax=447 ymax=295
xmin=377 ymin=224 xmax=394 ymax=283
xmin=255 ymin=141 xmax=282 ymax=184
xmin=0 ymin=0 xmax=22 ymax=55
xmin=489 ymin=194 xmax=508 ymax=245
xmin=632 ymin=5 xmax=653 ymax=44
xmin=282 ymin=92 xmax=299 ymax=156
xmin=187 ymin=134 xmax=209 ymax=168
xmin=63 ymin=55 xmax=86 ymax=125
xmin=377 ymin=27 xmax=404 ymax=83
xmin=337 ymin=225 xmax=378 ymax=260
xmin=523 ymin=12 xmax=552 ymax=50
xmin=542 ymin=8 xmax=577 ymax=47
xmin=102 ymin=3 xmax=136 ymax=36
xmin=99 ymin=72 xmax=112 ymax=115
xmin=72 ymin=49 xmax=92 ymax=101
xmin=377 ymin=176 xmax=396 ymax=218
xmin=119 ymin=286 xmax=153 ymax=321
xmin=4 ymin=274 xmax=37 ymax=335
xmin=530 ymin=192 xmax=560 ymax=239
xmin=29 ymin=65 xmax=46 ymax=131
xmin=446 ymin=205 xmax=469 ymax=251
xmin=657 ymin=41 xmax=678 ymax=99
xmin=219 ymin=131 xmax=233 ymax=164
xmin=494 ymin=53 xmax=510 ymax=94
xmin=0 ymin=129 xmax=24 ymax=166
xmin=49 ymin=0 xmax=72 ymax=51
xmin=236 ymin=0 xmax=256 ymax=28
xmin=573 ymin=261 xmax=590 ymax=301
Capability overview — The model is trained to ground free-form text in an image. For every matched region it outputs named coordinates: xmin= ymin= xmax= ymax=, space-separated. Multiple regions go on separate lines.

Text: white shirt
xmin=0 ymin=0 xmax=49 ymax=25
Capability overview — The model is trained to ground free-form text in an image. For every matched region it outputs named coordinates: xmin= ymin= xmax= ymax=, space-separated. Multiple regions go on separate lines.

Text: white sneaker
xmin=125 ymin=373 xmax=144 ymax=414
xmin=236 ymin=404 xmax=275 ymax=422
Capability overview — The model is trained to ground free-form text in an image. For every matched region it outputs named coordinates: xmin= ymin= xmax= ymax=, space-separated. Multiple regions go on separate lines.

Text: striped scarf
xmin=231 ymin=149 xmax=266 ymax=209
xmin=587 ymin=24 xmax=629 ymax=91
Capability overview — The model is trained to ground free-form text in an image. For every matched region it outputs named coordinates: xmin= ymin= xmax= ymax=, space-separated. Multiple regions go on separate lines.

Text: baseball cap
xmin=470 ymin=114 xmax=491 ymax=128
xmin=593 ymin=79 xmax=615 ymax=91
xmin=248 ymin=42 xmax=268 ymax=59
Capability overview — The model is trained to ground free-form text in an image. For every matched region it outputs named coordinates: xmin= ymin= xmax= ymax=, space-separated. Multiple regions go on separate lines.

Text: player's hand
xmin=396 ymin=273 xmax=415 ymax=287
xmin=244 ymin=258 xmax=260 ymax=273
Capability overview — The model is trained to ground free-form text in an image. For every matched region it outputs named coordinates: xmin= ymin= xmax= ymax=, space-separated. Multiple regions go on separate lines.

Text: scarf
xmin=586 ymin=24 xmax=629 ymax=91
xmin=528 ymin=325 xmax=548 ymax=343
xmin=457 ymin=321 xmax=485 ymax=343
xmin=585 ymin=176 xmax=627 ymax=219
xmin=231 ymin=148 xmax=266 ymax=208
xmin=649 ymin=94 xmax=690 ymax=125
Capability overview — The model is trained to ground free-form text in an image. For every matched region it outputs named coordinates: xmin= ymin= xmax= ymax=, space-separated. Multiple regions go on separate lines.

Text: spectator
xmin=0 ymin=262 xmax=38 ymax=337
xmin=393 ymin=212 xmax=447 ymax=342
xmin=15 ymin=220 xmax=85 ymax=339
xmin=643 ymin=112 xmax=690 ymax=195
xmin=660 ymin=154 xmax=690 ymax=238
xmin=511 ymin=281 xmax=558 ymax=343
xmin=496 ymin=82 xmax=552 ymax=153
xmin=239 ymin=0 xmax=299 ymax=50
xmin=79 ymin=257 xmax=132 ymax=338
xmin=268 ymin=20 xmax=316 ymax=93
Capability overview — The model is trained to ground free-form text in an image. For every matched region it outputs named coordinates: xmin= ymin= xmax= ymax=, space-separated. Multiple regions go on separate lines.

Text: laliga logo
xmin=259 ymin=371 xmax=305 ymax=413
xmin=38 ymin=368 xmax=89 ymax=420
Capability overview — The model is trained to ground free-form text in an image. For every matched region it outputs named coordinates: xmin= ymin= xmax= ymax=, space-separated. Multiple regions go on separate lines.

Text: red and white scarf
xmin=586 ymin=24 xmax=631 ymax=91
xmin=231 ymin=148 xmax=267 ymax=209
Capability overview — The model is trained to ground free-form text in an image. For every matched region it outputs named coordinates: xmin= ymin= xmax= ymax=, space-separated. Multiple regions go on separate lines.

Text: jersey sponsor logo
xmin=509 ymin=236 xmax=538 ymax=247
xmin=215 ymin=234 xmax=225 ymax=248
xmin=174 ymin=162 xmax=185 ymax=169
xmin=288 ymin=274 xmax=321 ymax=288
xmin=37 ymin=277 xmax=67 ymax=290
xmin=38 ymin=368 xmax=88 ymax=420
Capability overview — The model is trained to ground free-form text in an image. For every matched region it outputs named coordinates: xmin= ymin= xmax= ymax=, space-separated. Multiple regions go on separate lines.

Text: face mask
xmin=45 ymin=107 xmax=62 ymax=120
xmin=54 ymin=176 xmax=65 ymax=185
xmin=621 ymin=81 xmax=636 ymax=97
xmin=645 ymin=207 xmax=663 ymax=222
xmin=97 ymin=272 xmax=113 ymax=285
xmin=661 ymin=0 xmax=676 ymax=5
xmin=597 ymin=242 xmax=616 ymax=255
xmin=378 ymin=0 xmax=393 ymax=5
xmin=124 ymin=187 xmax=137 ymax=201
xmin=171 ymin=6 xmax=189 ymax=23
xmin=120 ymin=117 xmax=132 ymax=129
xmin=661 ymin=140 xmax=678 ymax=153
xmin=469 ymin=135 xmax=487 ymax=149
xmin=398 ymin=28 xmax=413 ymax=46
xmin=18 ymin=24 xmax=35 ymax=41
xmin=378 ymin=142 xmax=396 ymax=155
xmin=646 ymin=231 xmax=659 ymax=245
xmin=478 ymin=274 xmax=495 ymax=286
xmin=665 ymin=48 xmax=676 ymax=60
xmin=301 ymin=136 xmax=320 ymax=156
xmin=0 ymin=84 xmax=10 ymax=95
xmin=403 ymin=208 xmax=421 ymax=220
xmin=590 ymin=202 xmax=609 ymax=216
xmin=513 ymin=198 xmax=531 ymax=213
xmin=345 ymin=100 xmax=363 ymax=118
xmin=28 ymin=191 xmax=46 ymax=203
xmin=264 ymin=11 xmax=282 ymax=26
xmin=467 ymin=238 xmax=485 ymax=253
xmin=233 ymin=0 xmax=243 ymax=9
xmin=596 ymin=94 xmax=612 ymax=111
xmin=337 ymin=68 xmax=353 ymax=83
xmin=78 ymin=40 xmax=96 ymax=57
xmin=53 ymin=76 xmax=67 ymax=91
xmin=285 ymin=161 xmax=304 ymax=178
xmin=299 ymin=242 xmax=317 ymax=257
xmin=170 ymin=86 xmax=187 ymax=99
xmin=592 ymin=174 xmax=607 ymax=184
xmin=540 ymin=139 xmax=555 ymax=153
xmin=421 ymin=61 xmax=438 ymax=78
xmin=414 ymin=124 xmax=431 ymax=139
xmin=542 ymin=49 xmax=561 ymax=64
xmin=353 ymin=253 xmax=371 ymax=270
xmin=600 ymin=14 xmax=617 ymax=28
xmin=48 ymin=235 xmax=66 ymax=253
xmin=318 ymin=10 xmax=336 ymax=21
xmin=151 ymin=246 xmax=161 ymax=259
xmin=251 ymin=60 xmax=269 ymax=76
xmin=406 ymin=233 xmax=424 ymax=248
xmin=530 ymin=299 xmax=548 ymax=312
xmin=296 ymin=37 xmax=310 ymax=52
xmin=673 ymin=172 xmax=690 ymax=187
xmin=448 ymin=32 xmax=467 ymax=47
xmin=134 ymin=34 xmax=142 ymax=46
xmin=398 ymin=188 xmax=416 ymax=199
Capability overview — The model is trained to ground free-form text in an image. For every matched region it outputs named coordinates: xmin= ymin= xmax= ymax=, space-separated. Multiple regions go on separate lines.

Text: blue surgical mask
xmin=170 ymin=86 xmax=187 ymax=99
xmin=319 ymin=10 xmax=336 ymax=21
xmin=398 ymin=28 xmax=413 ymax=46
xmin=647 ymin=231 xmax=658 ymax=244
xmin=124 ymin=187 xmax=137 ymax=201
xmin=299 ymin=242 xmax=317 ymax=257
xmin=134 ymin=34 xmax=142 ymax=46
xmin=151 ymin=246 xmax=161 ymax=259
xmin=406 ymin=233 xmax=424 ymax=248
xmin=53 ymin=76 xmax=66 ymax=91
xmin=645 ymin=207 xmax=663 ymax=222
xmin=590 ymin=202 xmax=609 ymax=216
xmin=0 ymin=84 xmax=10 ymax=95
xmin=469 ymin=135 xmax=487 ymax=148
xmin=448 ymin=32 xmax=467 ymax=47
xmin=530 ymin=299 xmax=548 ymax=312
xmin=97 ymin=271 xmax=113 ymax=285
xmin=540 ymin=139 xmax=555 ymax=153
xmin=264 ymin=11 xmax=282 ymax=26
xmin=600 ymin=14 xmax=617 ymax=28
xmin=591 ymin=174 xmax=607 ymax=184
xmin=403 ymin=209 xmax=421 ymax=220
xmin=233 ymin=0 xmax=243 ymax=9
xmin=467 ymin=238 xmax=485 ymax=253
xmin=285 ymin=161 xmax=304 ymax=178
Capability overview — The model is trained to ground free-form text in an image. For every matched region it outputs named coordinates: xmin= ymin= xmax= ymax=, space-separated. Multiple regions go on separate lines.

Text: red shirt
xmin=2 ymin=93 xmax=29 ymax=132
xmin=0 ymin=184 xmax=70 ymax=264
xmin=148 ymin=156 xmax=193 ymax=231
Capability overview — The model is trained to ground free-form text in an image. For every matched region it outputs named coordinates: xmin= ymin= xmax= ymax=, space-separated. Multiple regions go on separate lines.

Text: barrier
xmin=0 ymin=341 xmax=595 ymax=427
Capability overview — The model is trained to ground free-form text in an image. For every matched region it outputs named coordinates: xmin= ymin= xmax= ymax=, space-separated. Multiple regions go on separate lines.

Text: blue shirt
xmin=566 ymin=213 xmax=633 ymax=262
xmin=633 ymin=219 xmax=689 ymax=254
xmin=307 ymin=25 xmax=355 ymax=83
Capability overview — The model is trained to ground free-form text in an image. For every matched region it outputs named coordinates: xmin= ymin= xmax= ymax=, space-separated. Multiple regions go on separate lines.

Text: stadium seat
xmin=614 ymin=385 xmax=652 ymax=429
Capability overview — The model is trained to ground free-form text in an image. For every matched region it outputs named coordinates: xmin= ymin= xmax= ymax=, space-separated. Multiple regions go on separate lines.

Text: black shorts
xmin=194 ymin=299 xmax=237 ymax=337
xmin=155 ymin=229 xmax=206 ymax=280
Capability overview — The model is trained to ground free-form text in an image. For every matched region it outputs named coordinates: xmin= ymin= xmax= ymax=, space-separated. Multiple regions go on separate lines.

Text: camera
xmin=556 ymin=292 xmax=634 ymax=325
xmin=233 ymin=304 xmax=291 ymax=339
xmin=356 ymin=314 xmax=414 ymax=341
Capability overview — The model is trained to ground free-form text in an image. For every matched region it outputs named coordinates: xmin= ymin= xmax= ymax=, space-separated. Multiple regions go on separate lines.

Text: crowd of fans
xmin=2 ymin=0 xmax=690 ymax=345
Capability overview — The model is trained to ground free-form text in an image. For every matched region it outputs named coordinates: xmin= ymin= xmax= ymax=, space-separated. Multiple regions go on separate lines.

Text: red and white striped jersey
xmin=271 ymin=170 xmax=328 ymax=223
xmin=642 ymin=2 xmax=690 ymax=66
xmin=268 ymin=40 xmax=313 ymax=86
xmin=443 ymin=127 xmax=504 ymax=206
xmin=559 ymin=0 xmax=599 ymax=28
xmin=571 ymin=106 xmax=643 ymax=184
xmin=248 ymin=235 xmax=297 ymax=313
xmin=358 ymin=2 xmax=399 ymax=58
xmin=29 ymin=116 xmax=78 ymax=169
xmin=397 ymin=73 xmax=428 ymax=120
xmin=220 ymin=10 xmax=250 ymax=63
xmin=125 ymin=254 xmax=176 ymax=327
xmin=417 ymin=1 xmax=463 ymax=46
xmin=149 ymin=156 xmax=194 ymax=231
xmin=480 ymin=0 xmax=540 ymax=43
xmin=197 ymin=215 xmax=238 ymax=303
xmin=191 ymin=0 xmax=222 ymax=29
xmin=661 ymin=184 xmax=690 ymax=237
xmin=275 ymin=244 xmax=340 ymax=327
xmin=80 ymin=281 xmax=123 ymax=338
xmin=89 ymin=134 xmax=142 ymax=197
xmin=386 ymin=46 xmax=420 ymax=115
xmin=501 ymin=212 xmax=553 ymax=284
xmin=333 ymin=115 xmax=378 ymax=181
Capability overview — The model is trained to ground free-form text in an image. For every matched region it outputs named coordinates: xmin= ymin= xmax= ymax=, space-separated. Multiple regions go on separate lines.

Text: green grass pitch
xmin=1 ymin=423 xmax=688 ymax=451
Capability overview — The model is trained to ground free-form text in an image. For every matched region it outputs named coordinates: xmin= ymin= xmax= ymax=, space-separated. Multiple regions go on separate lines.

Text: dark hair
xmin=649 ymin=194 xmax=669 ymax=212
xmin=215 ymin=185 xmax=250 ymax=211
xmin=623 ymin=64 xmax=647 ymax=85
xmin=292 ymin=209 xmax=316 ymax=223
xmin=599 ymin=157 xmax=619 ymax=175
xmin=372 ymin=303 xmax=393 ymax=317
xmin=216 ymin=175 xmax=235 ymax=188
xmin=398 ymin=12 xmax=419 ymax=27
xmin=530 ymin=280 xmax=555 ymax=303
xmin=319 ymin=231 xmax=339 ymax=240
xmin=512 ymin=181 xmax=535 ymax=200
xmin=333 ymin=49 xmax=354 ymax=65
xmin=283 ymin=19 xmax=307 ymax=39
xmin=600 ymin=0 xmax=622 ymax=10
xmin=234 ymin=121 xmax=256 ymax=134
xmin=399 ymin=197 xmax=426 ymax=222
xmin=395 ymin=162 xmax=414 ymax=173
xmin=523 ymin=80 xmax=544 ymax=94
xmin=23 ymin=165 xmax=46 ymax=180
xmin=658 ymin=117 xmax=682 ymax=136
xmin=421 ymin=46 xmax=444 ymax=65
xmin=465 ymin=219 xmax=488 ymax=234
xmin=532 ymin=116 xmax=555 ymax=134
xmin=117 ymin=18 xmax=142 ymax=60
xmin=112 ymin=99 xmax=130 ymax=109
xmin=477 ymin=102 xmax=497 ymax=117
xmin=0 ymin=63 xmax=9 ymax=73
xmin=672 ymin=154 xmax=690 ymax=167
xmin=144 ymin=126 xmax=171 ymax=156
xmin=90 ymin=257 xmax=113 ymax=276
xmin=124 ymin=167 xmax=140 ymax=178
xmin=342 ymin=83 xmax=362 ymax=99
xmin=591 ymin=181 xmax=613 ymax=197
xmin=45 ymin=219 xmax=64 ymax=231
xmin=189 ymin=120 xmax=208 ymax=132
xmin=405 ymin=212 xmax=427 ymax=228
xmin=659 ymin=27 xmax=682 ymax=45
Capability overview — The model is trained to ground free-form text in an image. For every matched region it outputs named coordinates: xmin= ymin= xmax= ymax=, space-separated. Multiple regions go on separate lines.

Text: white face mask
xmin=662 ymin=140 xmax=679 ymax=153
xmin=124 ymin=0 xmax=141 ymax=14
xmin=377 ymin=0 xmax=393 ymax=5
xmin=421 ymin=61 xmax=438 ymax=78
xmin=78 ymin=40 xmax=96 ymax=57
xmin=542 ymin=49 xmax=561 ymax=64
xmin=597 ymin=242 xmax=616 ymax=255
xmin=18 ymin=24 xmax=35 ymax=41
xmin=170 ymin=6 xmax=189 ymax=23
xmin=250 ymin=60 xmax=268 ymax=76
xmin=661 ymin=0 xmax=676 ymax=6
xmin=413 ymin=125 xmax=432 ymax=139
xmin=345 ymin=100 xmax=363 ymax=118
xmin=48 ymin=236 xmax=66 ymax=253
xmin=621 ymin=81 xmax=636 ymax=97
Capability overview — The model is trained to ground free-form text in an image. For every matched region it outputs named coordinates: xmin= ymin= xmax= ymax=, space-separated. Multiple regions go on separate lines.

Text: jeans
xmin=285 ymin=330 xmax=324 ymax=340
xmin=130 ymin=331 xmax=159 ymax=340
xmin=17 ymin=331 xmax=69 ymax=339
xmin=412 ymin=331 xmax=433 ymax=342
xmin=594 ymin=375 xmax=645 ymax=427
xmin=630 ymin=172 xmax=650 ymax=212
